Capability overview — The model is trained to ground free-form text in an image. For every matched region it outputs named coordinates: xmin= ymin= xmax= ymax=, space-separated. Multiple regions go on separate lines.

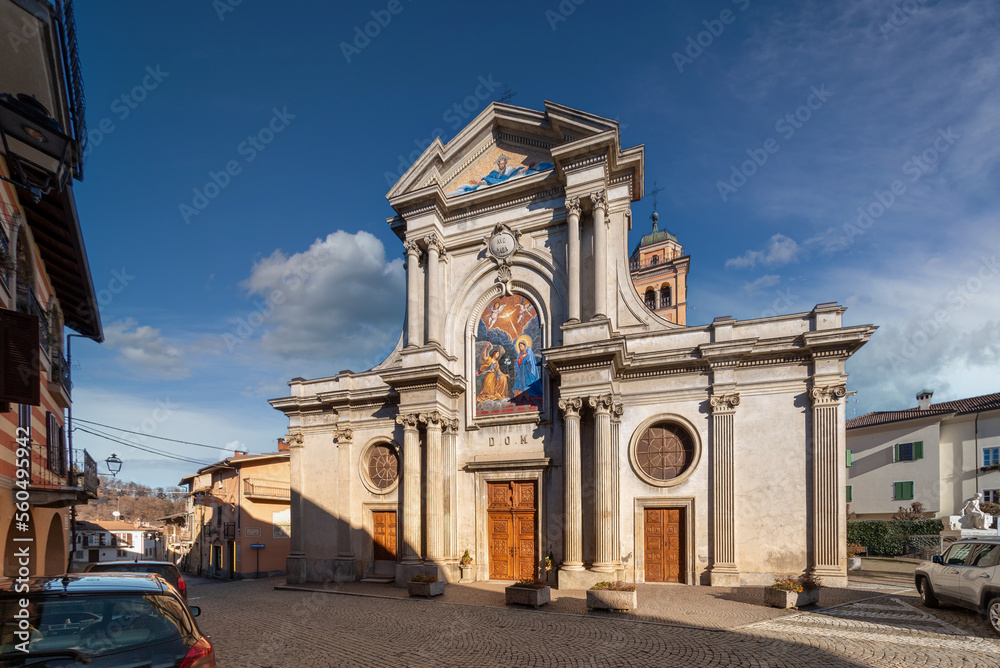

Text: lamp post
xmin=105 ymin=453 xmax=122 ymax=478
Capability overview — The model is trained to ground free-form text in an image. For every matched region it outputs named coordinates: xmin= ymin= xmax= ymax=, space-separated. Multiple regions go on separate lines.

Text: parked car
xmin=0 ymin=574 xmax=214 ymax=667
xmin=83 ymin=560 xmax=188 ymax=602
xmin=915 ymin=537 xmax=1000 ymax=635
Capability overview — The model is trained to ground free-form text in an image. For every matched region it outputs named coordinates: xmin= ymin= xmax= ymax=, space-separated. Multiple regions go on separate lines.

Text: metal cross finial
xmin=648 ymin=181 xmax=665 ymax=212
xmin=497 ymin=85 xmax=518 ymax=104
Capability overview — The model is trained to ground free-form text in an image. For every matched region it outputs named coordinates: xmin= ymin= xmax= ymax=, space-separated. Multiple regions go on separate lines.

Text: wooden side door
xmin=644 ymin=508 xmax=685 ymax=583
xmin=514 ymin=512 xmax=536 ymax=580
xmin=487 ymin=481 xmax=537 ymax=580
xmin=373 ymin=511 xmax=397 ymax=562
xmin=489 ymin=511 xmax=513 ymax=580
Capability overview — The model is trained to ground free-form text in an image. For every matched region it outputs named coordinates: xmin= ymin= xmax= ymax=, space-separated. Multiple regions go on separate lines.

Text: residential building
xmin=628 ymin=211 xmax=689 ymax=325
xmin=1 ymin=0 xmax=103 ymax=578
xmin=179 ymin=444 xmax=291 ymax=579
xmin=72 ymin=520 xmax=120 ymax=568
xmin=158 ymin=512 xmax=191 ymax=568
xmin=846 ymin=390 xmax=1000 ymax=520
xmin=270 ymin=101 xmax=875 ymax=589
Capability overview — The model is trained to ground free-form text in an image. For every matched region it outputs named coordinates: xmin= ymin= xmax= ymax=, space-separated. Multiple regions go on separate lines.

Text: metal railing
xmin=51 ymin=349 xmax=71 ymax=395
xmin=69 ymin=449 xmax=99 ymax=497
xmin=16 ymin=283 xmax=50 ymax=356
xmin=56 ymin=0 xmax=88 ymax=173
xmin=244 ymin=477 xmax=291 ymax=500
xmin=0 ymin=221 xmax=10 ymax=289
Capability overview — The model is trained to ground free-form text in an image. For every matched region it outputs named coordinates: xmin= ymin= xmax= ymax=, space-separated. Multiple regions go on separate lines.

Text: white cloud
xmin=743 ymin=274 xmax=782 ymax=293
xmin=103 ymin=319 xmax=190 ymax=380
xmin=726 ymin=234 xmax=801 ymax=269
xmin=238 ymin=230 xmax=405 ymax=370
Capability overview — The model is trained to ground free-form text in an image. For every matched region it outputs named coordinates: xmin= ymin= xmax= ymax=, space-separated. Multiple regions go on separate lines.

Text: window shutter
xmin=0 ymin=309 xmax=40 ymax=405
xmin=893 ymin=443 xmax=900 ymax=462
xmin=846 ymin=485 xmax=853 ymax=503
xmin=893 ymin=482 xmax=903 ymax=499
xmin=906 ymin=481 xmax=915 ymax=499
xmin=914 ymin=441 xmax=924 ymax=460
xmin=846 ymin=450 xmax=853 ymax=467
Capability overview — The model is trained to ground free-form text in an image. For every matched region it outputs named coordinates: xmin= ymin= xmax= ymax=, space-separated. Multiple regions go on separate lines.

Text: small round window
xmin=361 ymin=442 xmax=400 ymax=494
xmin=629 ymin=419 xmax=700 ymax=487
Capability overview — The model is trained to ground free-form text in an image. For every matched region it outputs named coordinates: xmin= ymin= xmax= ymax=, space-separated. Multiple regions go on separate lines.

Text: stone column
xmin=333 ymin=427 xmax=354 ymax=558
xmin=443 ymin=419 xmax=459 ymax=561
xmin=709 ymin=393 xmax=740 ymax=586
xmin=558 ymin=397 xmax=584 ymax=571
xmin=285 ymin=432 xmax=306 ymax=583
xmin=590 ymin=190 xmax=609 ymax=320
xmin=810 ymin=384 xmax=847 ymax=585
xmin=404 ymin=241 xmax=422 ymax=348
xmin=397 ymin=413 xmax=423 ymax=565
xmin=565 ymin=196 xmax=582 ymax=323
xmin=610 ymin=401 xmax=623 ymax=574
xmin=590 ymin=393 xmax=616 ymax=572
xmin=421 ymin=411 xmax=444 ymax=562
xmin=424 ymin=233 xmax=444 ymax=346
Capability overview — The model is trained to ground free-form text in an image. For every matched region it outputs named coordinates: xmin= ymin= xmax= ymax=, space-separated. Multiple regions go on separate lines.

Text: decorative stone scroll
xmin=709 ymin=393 xmax=741 ymax=414
xmin=332 ymin=426 xmax=354 ymax=443
xmin=482 ymin=222 xmax=523 ymax=295
xmin=590 ymin=189 xmax=609 ymax=218
xmin=811 ymin=384 xmax=847 ymax=407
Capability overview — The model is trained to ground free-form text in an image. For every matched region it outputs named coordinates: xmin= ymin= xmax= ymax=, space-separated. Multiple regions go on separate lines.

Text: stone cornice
xmin=380 ymin=363 xmax=467 ymax=397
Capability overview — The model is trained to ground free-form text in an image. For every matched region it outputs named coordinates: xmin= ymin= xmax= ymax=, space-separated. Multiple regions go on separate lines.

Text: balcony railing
xmin=16 ymin=283 xmax=50 ymax=356
xmin=70 ymin=449 xmax=99 ymax=497
xmin=244 ymin=477 xmax=291 ymax=500
xmin=223 ymin=522 xmax=236 ymax=540
xmin=0 ymin=217 xmax=10 ymax=289
xmin=51 ymin=349 xmax=71 ymax=396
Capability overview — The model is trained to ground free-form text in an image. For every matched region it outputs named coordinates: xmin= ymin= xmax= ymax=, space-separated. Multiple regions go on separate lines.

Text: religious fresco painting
xmin=475 ymin=294 xmax=543 ymax=416
xmin=446 ymin=145 xmax=554 ymax=197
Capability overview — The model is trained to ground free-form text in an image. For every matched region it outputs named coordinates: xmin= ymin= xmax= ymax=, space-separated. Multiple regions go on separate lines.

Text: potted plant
xmin=765 ymin=575 xmax=820 ymax=609
xmin=407 ymin=573 xmax=445 ymax=598
xmin=544 ymin=552 xmax=557 ymax=585
xmin=847 ymin=543 xmax=865 ymax=571
xmin=459 ymin=549 xmax=474 ymax=582
xmin=505 ymin=578 xmax=551 ymax=608
xmin=586 ymin=581 xmax=637 ymax=612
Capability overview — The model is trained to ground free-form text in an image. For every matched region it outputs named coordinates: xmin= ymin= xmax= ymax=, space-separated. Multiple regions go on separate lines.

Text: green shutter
xmin=914 ymin=441 xmax=924 ymax=460
xmin=846 ymin=450 xmax=853 ymax=467
xmin=893 ymin=443 xmax=900 ymax=462
xmin=906 ymin=481 xmax=915 ymax=499
xmin=846 ymin=485 xmax=853 ymax=503
xmin=894 ymin=481 xmax=914 ymax=499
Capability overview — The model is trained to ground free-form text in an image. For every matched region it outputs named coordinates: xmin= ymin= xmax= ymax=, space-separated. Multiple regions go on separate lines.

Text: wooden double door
xmin=644 ymin=508 xmax=685 ymax=583
xmin=488 ymin=481 xmax=537 ymax=581
xmin=373 ymin=511 xmax=397 ymax=575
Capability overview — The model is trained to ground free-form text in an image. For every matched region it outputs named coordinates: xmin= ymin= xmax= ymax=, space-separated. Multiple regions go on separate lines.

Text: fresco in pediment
xmin=445 ymin=144 xmax=554 ymax=197
xmin=475 ymin=294 xmax=544 ymax=416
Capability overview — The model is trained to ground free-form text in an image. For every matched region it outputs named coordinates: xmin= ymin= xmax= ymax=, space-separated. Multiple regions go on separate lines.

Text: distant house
xmin=846 ymin=391 xmax=1000 ymax=520
xmin=179 ymin=442 xmax=291 ymax=579
xmin=72 ymin=520 xmax=164 ymax=568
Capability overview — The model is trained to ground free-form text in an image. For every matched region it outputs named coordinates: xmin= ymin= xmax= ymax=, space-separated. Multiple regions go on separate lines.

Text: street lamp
xmin=105 ymin=453 xmax=122 ymax=478
xmin=0 ymin=94 xmax=74 ymax=201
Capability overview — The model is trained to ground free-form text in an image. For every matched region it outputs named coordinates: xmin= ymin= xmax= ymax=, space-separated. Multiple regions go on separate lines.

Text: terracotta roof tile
xmin=847 ymin=392 xmax=1000 ymax=430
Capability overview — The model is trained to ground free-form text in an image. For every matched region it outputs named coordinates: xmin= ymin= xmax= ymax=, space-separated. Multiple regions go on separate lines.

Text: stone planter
xmin=408 ymin=580 xmax=445 ymax=597
xmin=765 ymin=587 xmax=819 ymax=609
xmin=586 ymin=588 xmax=637 ymax=612
xmin=505 ymin=584 xmax=551 ymax=608
xmin=848 ymin=557 xmax=862 ymax=571
xmin=459 ymin=564 xmax=474 ymax=582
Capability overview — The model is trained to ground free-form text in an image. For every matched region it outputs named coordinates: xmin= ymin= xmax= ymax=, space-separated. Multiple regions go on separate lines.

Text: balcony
xmin=27 ymin=447 xmax=97 ymax=508
xmin=16 ymin=282 xmax=50 ymax=356
xmin=50 ymin=348 xmax=72 ymax=402
xmin=223 ymin=522 xmax=236 ymax=540
xmin=244 ymin=477 xmax=291 ymax=502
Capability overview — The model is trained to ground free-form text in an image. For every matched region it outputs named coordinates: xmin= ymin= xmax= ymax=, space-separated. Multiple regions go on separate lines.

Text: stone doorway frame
xmin=361 ymin=502 xmax=400 ymax=578
xmin=633 ymin=496 xmax=696 ymax=585
xmin=467 ymin=459 xmax=549 ymax=582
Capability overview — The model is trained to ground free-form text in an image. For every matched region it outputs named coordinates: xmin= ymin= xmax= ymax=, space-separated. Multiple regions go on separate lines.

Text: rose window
xmin=635 ymin=424 xmax=694 ymax=481
xmin=367 ymin=444 xmax=399 ymax=489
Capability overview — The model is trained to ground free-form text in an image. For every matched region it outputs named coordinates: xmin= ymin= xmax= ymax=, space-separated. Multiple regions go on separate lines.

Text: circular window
xmin=360 ymin=441 xmax=400 ymax=494
xmin=629 ymin=417 xmax=701 ymax=487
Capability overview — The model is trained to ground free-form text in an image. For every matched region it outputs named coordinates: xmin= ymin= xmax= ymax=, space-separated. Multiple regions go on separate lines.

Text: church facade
xmin=270 ymin=102 xmax=875 ymax=588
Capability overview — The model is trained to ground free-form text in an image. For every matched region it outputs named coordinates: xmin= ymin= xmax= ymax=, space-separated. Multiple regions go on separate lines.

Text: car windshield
xmin=87 ymin=564 xmax=177 ymax=583
xmin=0 ymin=593 xmax=192 ymax=660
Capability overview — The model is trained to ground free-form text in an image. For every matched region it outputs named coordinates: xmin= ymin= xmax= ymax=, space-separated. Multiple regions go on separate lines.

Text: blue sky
xmin=66 ymin=0 xmax=1000 ymax=487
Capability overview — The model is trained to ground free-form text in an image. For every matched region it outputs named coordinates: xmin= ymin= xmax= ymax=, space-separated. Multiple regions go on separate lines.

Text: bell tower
xmin=628 ymin=209 xmax=690 ymax=325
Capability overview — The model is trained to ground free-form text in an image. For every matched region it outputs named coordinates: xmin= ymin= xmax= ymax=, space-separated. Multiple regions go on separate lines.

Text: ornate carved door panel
xmin=487 ymin=481 xmax=537 ymax=580
xmin=644 ymin=508 xmax=684 ymax=583
xmin=373 ymin=511 xmax=397 ymax=562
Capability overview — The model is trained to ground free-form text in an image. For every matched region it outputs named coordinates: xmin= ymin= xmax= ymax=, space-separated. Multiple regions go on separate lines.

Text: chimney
xmin=234 ymin=450 xmax=248 ymax=458
xmin=917 ymin=389 xmax=934 ymax=411
xmin=278 ymin=438 xmax=290 ymax=452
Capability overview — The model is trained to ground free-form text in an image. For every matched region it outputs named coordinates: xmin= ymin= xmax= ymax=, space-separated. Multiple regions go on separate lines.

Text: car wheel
xmin=918 ymin=577 xmax=939 ymax=608
xmin=989 ymin=597 xmax=1000 ymax=636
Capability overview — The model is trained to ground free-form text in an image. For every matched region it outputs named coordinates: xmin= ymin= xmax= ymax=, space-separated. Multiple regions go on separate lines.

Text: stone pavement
xmin=186 ymin=560 xmax=1000 ymax=667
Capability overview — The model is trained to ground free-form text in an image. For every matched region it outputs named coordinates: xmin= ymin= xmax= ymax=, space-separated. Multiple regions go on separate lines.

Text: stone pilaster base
xmin=395 ymin=563 xmax=444 ymax=589
xmin=709 ymin=569 xmax=741 ymax=587
xmin=332 ymin=558 xmax=356 ymax=583
xmin=557 ymin=568 xmax=622 ymax=591
xmin=810 ymin=566 xmax=847 ymax=588
xmin=285 ymin=554 xmax=307 ymax=584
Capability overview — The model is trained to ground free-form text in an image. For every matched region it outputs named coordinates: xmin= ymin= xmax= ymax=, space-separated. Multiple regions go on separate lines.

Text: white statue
xmin=960 ymin=493 xmax=994 ymax=530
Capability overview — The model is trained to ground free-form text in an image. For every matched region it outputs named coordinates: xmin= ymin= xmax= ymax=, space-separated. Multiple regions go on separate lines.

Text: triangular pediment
xmin=386 ymin=101 xmax=632 ymax=209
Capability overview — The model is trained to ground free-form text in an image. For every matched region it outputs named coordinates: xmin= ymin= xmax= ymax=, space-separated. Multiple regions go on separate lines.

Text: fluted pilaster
xmin=566 ymin=196 xmax=581 ymax=324
xmin=404 ymin=241 xmax=422 ymax=348
xmin=333 ymin=427 xmax=354 ymax=558
xmin=421 ymin=411 xmax=444 ymax=561
xmin=424 ymin=233 xmax=445 ymax=346
xmin=590 ymin=393 xmax=616 ymax=572
xmin=559 ymin=397 xmax=584 ymax=571
xmin=810 ymin=384 xmax=847 ymax=582
xmin=443 ymin=419 xmax=459 ymax=561
xmin=285 ymin=432 xmax=305 ymax=557
xmin=590 ymin=190 xmax=609 ymax=320
xmin=709 ymin=393 xmax=740 ymax=586
xmin=397 ymin=413 xmax=423 ymax=564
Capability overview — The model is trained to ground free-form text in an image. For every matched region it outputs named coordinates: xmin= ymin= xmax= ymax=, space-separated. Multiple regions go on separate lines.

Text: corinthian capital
xmin=588 ymin=393 xmax=615 ymax=414
xmin=419 ymin=411 xmax=444 ymax=428
xmin=403 ymin=240 xmax=422 ymax=259
xmin=811 ymin=384 xmax=847 ymax=407
xmin=710 ymin=393 xmax=741 ymax=414
xmin=558 ymin=396 xmax=583 ymax=418
xmin=423 ymin=233 xmax=446 ymax=255
xmin=590 ymin=189 xmax=609 ymax=216
xmin=565 ymin=196 xmax=582 ymax=218
xmin=396 ymin=413 xmax=420 ymax=429
xmin=333 ymin=426 xmax=353 ymax=443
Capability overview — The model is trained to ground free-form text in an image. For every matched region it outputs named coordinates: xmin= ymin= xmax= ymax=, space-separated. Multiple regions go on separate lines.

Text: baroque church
xmin=270 ymin=102 xmax=875 ymax=588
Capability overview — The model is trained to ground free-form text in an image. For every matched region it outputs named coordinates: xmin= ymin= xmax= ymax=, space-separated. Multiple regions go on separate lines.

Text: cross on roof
xmin=648 ymin=181 xmax=665 ymax=212
xmin=497 ymin=86 xmax=518 ymax=104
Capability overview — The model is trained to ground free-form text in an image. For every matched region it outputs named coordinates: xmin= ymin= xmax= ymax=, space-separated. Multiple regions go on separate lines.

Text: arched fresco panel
xmin=475 ymin=294 xmax=543 ymax=416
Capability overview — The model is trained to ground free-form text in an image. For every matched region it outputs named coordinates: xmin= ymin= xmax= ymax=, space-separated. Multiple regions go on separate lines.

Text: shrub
xmin=512 ymin=578 xmax=546 ymax=589
xmin=410 ymin=574 xmax=437 ymax=583
xmin=592 ymin=581 xmax=636 ymax=592
xmin=846 ymin=542 xmax=865 ymax=558
xmin=460 ymin=549 xmax=473 ymax=566
xmin=770 ymin=575 xmax=818 ymax=592
xmin=891 ymin=501 xmax=926 ymax=520
xmin=982 ymin=502 xmax=1000 ymax=516
xmin=847 ymin=519 xmax=944 ymax=556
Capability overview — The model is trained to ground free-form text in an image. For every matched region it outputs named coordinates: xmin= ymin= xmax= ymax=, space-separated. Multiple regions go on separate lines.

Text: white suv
xmin=915 ymin=537 xmax=1000 ymax=635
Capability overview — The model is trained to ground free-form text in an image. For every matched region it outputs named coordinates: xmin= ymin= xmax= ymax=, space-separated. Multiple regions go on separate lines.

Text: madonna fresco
xmin=475 ymin=295 xmax=543 ymax=416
